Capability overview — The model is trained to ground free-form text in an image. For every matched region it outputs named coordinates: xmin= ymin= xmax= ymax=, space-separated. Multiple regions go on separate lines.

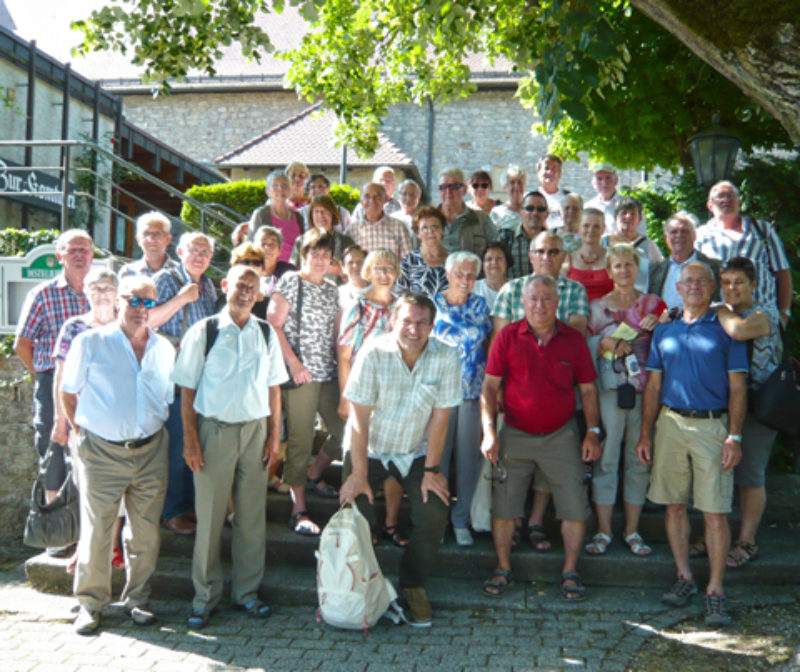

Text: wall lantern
xmin=687 ymin=114 xmax=742 ymax=186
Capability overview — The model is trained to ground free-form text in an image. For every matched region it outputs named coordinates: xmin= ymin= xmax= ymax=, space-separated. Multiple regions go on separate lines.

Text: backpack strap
xmin=204 ymin=315 xmax=271 ymax=360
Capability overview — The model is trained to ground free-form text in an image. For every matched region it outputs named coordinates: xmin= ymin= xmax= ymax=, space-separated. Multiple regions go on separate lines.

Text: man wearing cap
xmin=585 ymin=163 xmax=621 ymax=234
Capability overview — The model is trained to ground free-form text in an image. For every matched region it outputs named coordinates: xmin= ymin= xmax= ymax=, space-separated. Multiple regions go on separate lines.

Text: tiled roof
xmin=215 ymin=103 xmax=414 ymax=167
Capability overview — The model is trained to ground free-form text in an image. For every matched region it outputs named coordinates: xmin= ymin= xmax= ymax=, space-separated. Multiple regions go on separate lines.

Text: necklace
xmin=579 ymin=249 xmax=603 ymax=266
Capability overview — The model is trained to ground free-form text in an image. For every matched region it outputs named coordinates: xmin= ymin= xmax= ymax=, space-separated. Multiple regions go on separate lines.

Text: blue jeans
xmin=162 ymin=391 xmax=194 ymax=520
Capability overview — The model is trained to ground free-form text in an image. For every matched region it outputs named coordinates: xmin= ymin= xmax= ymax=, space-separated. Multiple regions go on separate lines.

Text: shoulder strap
xmin=204 ymin=315 xmax=271 ymax=360
xmin=204 ymin=316 xmax=220 ymax=358
xmin=747 ymin=216 xmax=767 ymax=243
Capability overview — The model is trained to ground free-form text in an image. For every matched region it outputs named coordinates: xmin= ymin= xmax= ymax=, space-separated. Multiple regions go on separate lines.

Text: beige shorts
xmin=492 ymin=421 xmax=589 ymax=522
xmin=648 ymin=407 xmax=733 ymax=514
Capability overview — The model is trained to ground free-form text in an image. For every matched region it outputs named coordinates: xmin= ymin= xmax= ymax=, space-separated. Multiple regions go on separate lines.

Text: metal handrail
xmin=0 ymin=140 xmax=237 ymax=260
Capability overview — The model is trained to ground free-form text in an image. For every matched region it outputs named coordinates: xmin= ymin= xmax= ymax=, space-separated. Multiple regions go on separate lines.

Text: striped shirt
xmin=497 ymin=225 xmax=534 ymax=279
xmin=492 ymin=275 xmax=589 ymax=323
xmin=696 ymin=215 xmax=790 ymax=308
xmin=153 ymin=265 xmax=217 ymax=338
xmin=16 ymin=275 xmax=89 ymax=372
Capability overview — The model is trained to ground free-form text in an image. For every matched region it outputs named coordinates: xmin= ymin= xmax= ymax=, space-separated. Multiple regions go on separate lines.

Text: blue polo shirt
xmin=646 ymin=310 xmax=747 ymax=411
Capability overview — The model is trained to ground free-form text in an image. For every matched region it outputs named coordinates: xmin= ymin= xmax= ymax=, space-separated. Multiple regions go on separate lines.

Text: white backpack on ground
xmin=316 ymin=502 xmax=403 ymax=631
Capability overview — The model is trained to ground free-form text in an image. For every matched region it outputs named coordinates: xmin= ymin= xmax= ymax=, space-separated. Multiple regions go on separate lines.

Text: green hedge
xmin=0 ymin=228 xmax=60 ymax=257
xmin=181 ymin=179 xmax=361 ymax=244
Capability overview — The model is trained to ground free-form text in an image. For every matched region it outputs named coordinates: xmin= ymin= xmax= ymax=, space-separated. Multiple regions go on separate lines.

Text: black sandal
xmin=527 ymin=524 xmax=552 ymax=553
xmin=561 ymin=572 xmax=586 ymax=601
xmin=483 ymin=568 xmax=513 ymax=597
xmin=382 ymin=525 xmax=409 ymax=548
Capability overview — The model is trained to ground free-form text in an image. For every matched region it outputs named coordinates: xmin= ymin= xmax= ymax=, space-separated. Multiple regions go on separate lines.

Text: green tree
xmin=73 ymin=1 xmax=796 ymax=168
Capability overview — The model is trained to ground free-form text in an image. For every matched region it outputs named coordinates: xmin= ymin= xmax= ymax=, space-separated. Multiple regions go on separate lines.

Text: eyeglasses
xmin=523 ymin=205 xmax=548 ymax=213
xmin=87 ymin=284 xmax=116 ymax=294
xmin=438 ymin=183 xmax=464 ymax=192
xmin=123 ymin=296 xmax=156 ymax=309
xmin=471 ymin=183 xmax=490 ymax=190
xmin=372 ymin=266 xmax=396 ymax=275
xmin=187 ymin=247 xmax=212 ymax=258
xmin=238 ymin=258 xmax=263 ymax=267
xmin=533 ymin=248 xmax=562 ymax=257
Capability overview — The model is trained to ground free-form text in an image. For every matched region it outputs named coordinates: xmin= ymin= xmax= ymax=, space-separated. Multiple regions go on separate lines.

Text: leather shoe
xmin=162 ymin=514 xmax=196 ymax=535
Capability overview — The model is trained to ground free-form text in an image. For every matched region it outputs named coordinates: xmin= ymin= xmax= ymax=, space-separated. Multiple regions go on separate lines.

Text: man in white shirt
xmin=649 ymin=212 xmax=721 ymax=310
xmin=60 ymin=275 xmax=176 ymax=635
xmin=535 ymin=154 xmax=571 ymax=229
xmin=585 ymin=163 xmax=621 ymax=234
xmin=172 ymin=265 xmax=288 ymax=630
xmin=339 ymin=293 xmax=462 ymax=628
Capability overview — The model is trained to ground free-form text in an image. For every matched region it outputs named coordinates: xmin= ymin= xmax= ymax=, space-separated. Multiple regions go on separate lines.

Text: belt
xmin=107 ymin=432 xmax=158 ymax=449
xmin=667 ymin=407 xmax=725 ymax=419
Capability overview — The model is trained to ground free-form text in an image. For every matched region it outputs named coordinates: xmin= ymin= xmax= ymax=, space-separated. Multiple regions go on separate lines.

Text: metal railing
xmin=0 ymin=139 xmax=236 ymax=264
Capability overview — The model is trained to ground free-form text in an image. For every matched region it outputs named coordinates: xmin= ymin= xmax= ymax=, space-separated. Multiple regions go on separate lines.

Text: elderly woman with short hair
xmin=585 ymin=243 xmax=666 ymax=557
xmin=601 ymin=197 xmax=663 ymax=292
xmin=290 ymin=195 xmax=354 ymax=283
xmin=249 ymin=170 xmax=305 ymax=263
xmin=268 ymin=228 xmax=344 ymax=536
xmin=396 ymin=206 xmax=450 ymax=296
xmin=337 ymin=248 xmax=408 ymax=547
xmin=395 ymin=179 xmax=422 ymax=232
xmin=432 ymin=251 xmax=492 ymax=546
xmin=490 ymin=165 xmax=527 ymax=232
xmin=285 ymin=161 xmax=310 ymax=210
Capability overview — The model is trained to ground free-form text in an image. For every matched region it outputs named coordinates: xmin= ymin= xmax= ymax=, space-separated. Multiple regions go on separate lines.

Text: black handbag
xmin=23 ymin=459 xmax=80 ymax=549
xmin=749 ymin=357 xmax=800 ymax=434
xmin=613 ymin=353 xmax=637 ymax=409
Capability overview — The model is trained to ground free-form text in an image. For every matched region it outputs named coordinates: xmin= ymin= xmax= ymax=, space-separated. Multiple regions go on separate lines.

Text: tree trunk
xmin=631 ymin=0 xmax=800 ymax=144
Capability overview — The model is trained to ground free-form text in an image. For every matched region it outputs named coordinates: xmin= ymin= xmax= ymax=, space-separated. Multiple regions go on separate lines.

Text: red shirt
xmin=486 ymin=319 xmax=597 ymax=435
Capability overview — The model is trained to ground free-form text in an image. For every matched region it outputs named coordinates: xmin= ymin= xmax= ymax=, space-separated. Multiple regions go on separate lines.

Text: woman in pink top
xmin=567 ymin=207 xmax=614 ymax=301
xmin=249 ymin=170 xmax=305 ymax=263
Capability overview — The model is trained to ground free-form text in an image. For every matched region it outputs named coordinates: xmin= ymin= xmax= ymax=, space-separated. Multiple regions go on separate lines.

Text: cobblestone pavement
xmin=2 ymin=561 xmax=799 ymax=672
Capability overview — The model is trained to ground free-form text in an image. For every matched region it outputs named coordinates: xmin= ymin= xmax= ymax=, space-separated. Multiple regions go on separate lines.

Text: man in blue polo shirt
xmin=636 ymin=261 xmax=747 ymax=628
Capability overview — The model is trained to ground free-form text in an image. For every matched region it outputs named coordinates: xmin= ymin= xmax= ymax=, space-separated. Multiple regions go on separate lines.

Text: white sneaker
xmin=74 ymin=606 xmax=100 ymax=635
xmin=454 ymin=527 xmax=474 ymax=546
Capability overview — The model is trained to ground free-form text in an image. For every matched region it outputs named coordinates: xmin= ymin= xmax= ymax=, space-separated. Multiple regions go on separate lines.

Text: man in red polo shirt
xmin=480 ymin=274 xmax=601 ymax=601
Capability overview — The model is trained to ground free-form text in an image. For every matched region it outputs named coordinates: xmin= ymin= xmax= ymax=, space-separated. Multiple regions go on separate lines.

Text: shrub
xmin=329 ymin=183 xmax=360 ymax=212
xmin=0 ymin=228 xmax=60 ymax=257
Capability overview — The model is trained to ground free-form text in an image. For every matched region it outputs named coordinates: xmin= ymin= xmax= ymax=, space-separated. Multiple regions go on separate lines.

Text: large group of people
xmin=13 ymin=155 xmax=792 ymax=634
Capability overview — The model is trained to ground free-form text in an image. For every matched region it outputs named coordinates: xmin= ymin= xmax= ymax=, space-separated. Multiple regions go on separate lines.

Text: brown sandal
xmin=726 ymin=540 xmax=759 ymax=568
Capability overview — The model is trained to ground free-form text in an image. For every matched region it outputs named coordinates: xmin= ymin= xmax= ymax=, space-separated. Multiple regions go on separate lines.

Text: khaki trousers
xmin=192 ymin=416 xmax=268 ymax=611
xmin=74 ymin=427 xmax=168 ymax=612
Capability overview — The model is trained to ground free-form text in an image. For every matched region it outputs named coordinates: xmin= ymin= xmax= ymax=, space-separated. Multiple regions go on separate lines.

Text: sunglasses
xmin=533 ymin=248 xmax=562 ymax=257
xmin=471 ymin=183 xmax=490 ymax=189
xmin=438 ymin=183 xmax=464 ymax=192
xmin=123 ymin=296 xmax=156 ymax=309
xmin=523 ymin=205 xmax=548 ymax=213
xmin=239 ymin=258 xmax=263 ymax=267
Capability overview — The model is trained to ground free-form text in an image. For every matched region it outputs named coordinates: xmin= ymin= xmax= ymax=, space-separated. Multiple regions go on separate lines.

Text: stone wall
xmin=120 ymin=87 xmax=645 ymax=200
xmin=122 ymin=90 xmax=310 ymax=164
xmin=0 ymin=356 xmax=36 ymax=545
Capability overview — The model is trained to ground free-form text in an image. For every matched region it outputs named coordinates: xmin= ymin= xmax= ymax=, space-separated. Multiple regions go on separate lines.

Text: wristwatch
xmin=727 ymin=434 xmax=742 ymax=442
xmin=587 ymin=426 xmax=602 ymax=435
xmin=424 ymin=465 xmax=441 ymax=474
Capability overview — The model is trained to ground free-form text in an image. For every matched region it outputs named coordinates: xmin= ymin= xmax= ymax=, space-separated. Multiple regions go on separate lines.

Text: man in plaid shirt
xmin=14 ymin=229 xmax=93 ymax=515
xmin=339 ymin=293 xmax=461 ymax=628
xmin=149 ymin=231 xmax=217 ymax=536
xmin=347 ymin=183 xmax=413 ymax=261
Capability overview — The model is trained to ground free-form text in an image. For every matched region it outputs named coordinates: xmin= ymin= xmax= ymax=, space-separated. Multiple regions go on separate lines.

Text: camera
xmin=625 ymin=354 xmax=641 ymax=377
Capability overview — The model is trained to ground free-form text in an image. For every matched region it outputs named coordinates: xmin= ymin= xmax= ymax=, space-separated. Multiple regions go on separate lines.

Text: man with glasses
xmin=481 ymin=275 xmax=601 ymax=600
xmin=636 ymin=261 xmax=747 ymax=627
xmin=118 ymin=212 xmax=180 ymax=279
xmin=348 ymin=182 xmax=413 ymax=261
xmin=60 ymin=275 xmax=175 ymax=634
xmin=649 ymin=212 xmax=721 ymax=310
xmin=696 ymin=181 xmax=792 ymax=327
xmin=492 ymin=231 xmax=589 ymax=338
xmin=498 ymin=191 xmax=550 ymax=278
xmin=173 ymin=265 xmax=287 ymax=630
xmin=150 ymin=232 xmax=218 ymax=536
xmin=438 ymin=167 xmax=497 ymax=255
xmin=14 ymin=229 xmax=93 ymax=528
xmin=350 ymin=166 xmax=403 ymax=226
